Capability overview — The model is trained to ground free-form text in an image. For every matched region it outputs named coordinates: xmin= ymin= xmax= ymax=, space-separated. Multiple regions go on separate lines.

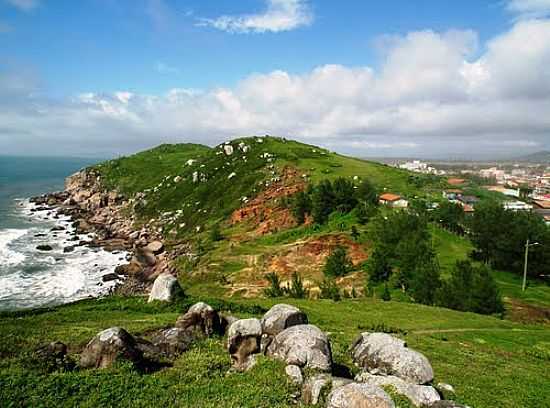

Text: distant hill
xmin=512 ymin=150 xmax=550 ymax=163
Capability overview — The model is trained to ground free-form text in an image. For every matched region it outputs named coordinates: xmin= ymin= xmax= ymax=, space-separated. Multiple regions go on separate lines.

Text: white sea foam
xmin=0 ymin=229 xmax=28 ymax=266
xmin=0 ymin=199 xmax=128 ymax=310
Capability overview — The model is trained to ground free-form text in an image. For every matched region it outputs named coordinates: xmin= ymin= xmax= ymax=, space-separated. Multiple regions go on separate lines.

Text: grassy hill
xmin=1 ymin=295 xmax=549 ymax=407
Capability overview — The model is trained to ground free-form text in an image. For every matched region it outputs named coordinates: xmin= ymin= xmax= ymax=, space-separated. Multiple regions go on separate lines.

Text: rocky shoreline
xmin=30 ymin=168 xmax=188 ymax=297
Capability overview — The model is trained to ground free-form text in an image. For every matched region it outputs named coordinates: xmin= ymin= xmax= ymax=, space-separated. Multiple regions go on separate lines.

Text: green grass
xmin=1 ymin=296 xmax=549 ymax=407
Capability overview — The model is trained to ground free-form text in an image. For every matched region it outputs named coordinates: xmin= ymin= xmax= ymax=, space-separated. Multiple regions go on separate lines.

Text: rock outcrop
xmin=79 ymin=327 xmax=143 ymax=369
xmin=356 ymin=372 xmax=440 ymax=407
xmin=148 ymin=272 xmax=181 ymax=302
xmin=227 ymin=318 xmax=262 ymax=371
xmin=150 ymin=327 xmax=194 ymax=357
xmin=175 ymin=302 xmax=223 ymax=337
xmin=260 ymin=303 xmax=308 ymax=337
xmin=266 ymin=324 xmax=332 ymax=372
xmin=351 ymin=332 xmax=434 ymax=384
xmin=327 ymin=383 xmax=395 ymax=408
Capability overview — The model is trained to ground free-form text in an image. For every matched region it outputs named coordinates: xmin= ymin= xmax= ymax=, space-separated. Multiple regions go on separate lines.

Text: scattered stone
xmin=34 ymin=341 xmax=73 ymax=371
xmin=175 ymin=302 xmax=223 ymax=337
xmin=36 ymin=245 xmax=53 ymax=251
xmin=260 ymin=304 xmax=308 ymax=337
xmin=436 ymin=382 xmax=456 ymax=398
xmin=63 ymin=246 xmax=75 ymax=253
xmin=50 ymin=226 xmax=65 ymax=232
xmin=146 ymin=241 xmax=164 ymax=254
xmin=327 ymin=383 xmax=395 ymax=408
xmin=356 ymin=372 xmax=440 ymax=407
xmin=79 ymin=327 xmax=143 ymax=369
xmin=148 ymin=273 xmax=181 ymax=303
xmin=227 ymin=318 xmax=262 ymax=371
xmin=351 ymin=332 xmax=433 ymax=384
xmin=302 ymin=373 xmax=332 ymax=405
xmin=102 ymin=273 xmax=120 ymax=282
xmin=224 ymin=144 xmax=234 ymax=155
xmin=430 ymin=402 xmax=468 ymax=408
xmin=285 ymin=364 xmax=303 ymax=385
xmin=266 ymin=324 xmax=332 ymax=372
xmin=150 ymin=327 xmax=194 ymax=357
xmin=228 ymin=172 xmax=236 ymax=180
xmin=115 ymin=261 xmax=143 ymax=276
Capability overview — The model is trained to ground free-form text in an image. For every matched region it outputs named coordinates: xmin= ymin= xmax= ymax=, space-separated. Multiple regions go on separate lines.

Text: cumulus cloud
xmin=1 ymin=19 xmax=550 ymax=158
xmin=196 ymin=0 xmax=313 ymax=33
xmin=4 ymin=0 xmax=40 ymax=12
xmin=507 ymin=0 xmax=550 ymax=19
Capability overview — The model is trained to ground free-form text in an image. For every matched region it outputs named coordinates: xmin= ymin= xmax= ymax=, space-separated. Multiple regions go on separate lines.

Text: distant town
xmin=379 ymin=157 xmax=550 ymax=225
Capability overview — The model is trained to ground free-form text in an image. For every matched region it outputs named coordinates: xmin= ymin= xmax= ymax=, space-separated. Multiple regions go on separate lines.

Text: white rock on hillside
xmin=224 ymin=144 xmax=234 ymax=155
xmin=148 ymin=273 xmax=181 ymax=303
xmin=327 ymin=383 xmax=395 ymax=408
xmin=260 ymin=304 xmax=308 ymax=337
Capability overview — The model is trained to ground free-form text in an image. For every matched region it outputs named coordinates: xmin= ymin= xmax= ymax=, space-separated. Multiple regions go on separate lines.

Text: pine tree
xmin=351 ymin=225 xmax=360 ymax=241
xmin=286 ymin=272 xmax=308 ymax=299
xmin=319 ymin=278 xmax=341 ymax=301
xmin=264 ymin=272 xmax=284 ymax=298
xmin=355 ymin=179 xmax=378 ymax=206
xmin=409 ymin=260 xmax=441 ymax=305
xmin=311 ymin=180 xmax=335 ymax=224
xmin=324 ymin=246 xmax=353 ymax=277
xmin=291 ymin=191 xmax=312 ymax=224
xmin=333 ymin=177 xmax=357 ymax=213
xmin=209 ymin=224 xmax=224 ymax=242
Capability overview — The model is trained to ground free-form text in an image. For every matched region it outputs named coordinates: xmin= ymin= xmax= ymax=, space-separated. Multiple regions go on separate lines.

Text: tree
xmin=324 ymin=246 xmax=353 ymax=277
xmin=436 ymin=260 xmax=503 ymax=315
xmin=437 ymin=201 xmax=464 ymax=234
xmin=351 ymin=226 xmax=360 ymax=241
xmin=319 ymin=278 xmax=341 ymax=301
xmin=286 ymin=272 xmax=308 ymax=299
xmin=264 ymin=272 xmax=284 ymax=298
xmin=333 ymin=177 xmax=357 ymax=213
xmin=408 ymin=260 xmax=441 ymax=305
xmin=381 ymin=284 xmax=391 ymax=301
xmin=367 ymin=249 xmax=392 ymax=284
xmin=355 ymin=179 xmax=378 ymax=206
xmin=209 ymin=224 xmax=224 ymax=242
xmin=311 ymin=180 xmax=335 ymax=224
xmin=291 ymin=191 xmax=312 ymax=224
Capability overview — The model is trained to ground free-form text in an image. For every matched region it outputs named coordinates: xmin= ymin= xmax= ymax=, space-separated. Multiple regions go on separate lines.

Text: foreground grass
xmin=1 ymin=296 xmax=549 ymax=407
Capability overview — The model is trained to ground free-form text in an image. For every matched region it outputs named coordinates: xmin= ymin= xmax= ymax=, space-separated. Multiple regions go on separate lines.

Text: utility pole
xmin=523 ymin=239 xmax=540 ymax=292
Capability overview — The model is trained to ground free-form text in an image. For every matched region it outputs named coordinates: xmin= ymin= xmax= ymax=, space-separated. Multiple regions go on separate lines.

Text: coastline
xmin=28 ymin=168 xmax=182 ymax=300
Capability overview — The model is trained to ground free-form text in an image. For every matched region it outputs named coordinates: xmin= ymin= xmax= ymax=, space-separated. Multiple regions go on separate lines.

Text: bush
xmin=324 ymin=246 xmax=353 ymax=278
xmin=381 ymin=284 xmax=391 ymax=301
xmin=264 ymin=273 xmax=285 ymax=298
xmin=209 ymin=224 xmax=224 ymax=242
xmin=319 ymin=278 xmax=341 ymax=301
xmin=286 ymin=272 xmax=308 ymax=299
xmin=437 ymin=260 xmax=504 ymax=315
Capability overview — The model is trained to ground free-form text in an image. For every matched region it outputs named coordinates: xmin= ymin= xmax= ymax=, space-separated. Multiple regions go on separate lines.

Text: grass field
xmin=1 ymin=295 xmax=549 ymax=408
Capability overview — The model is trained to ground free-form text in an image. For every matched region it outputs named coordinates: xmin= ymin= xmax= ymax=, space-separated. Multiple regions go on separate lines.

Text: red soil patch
xmin=231 ymin=167 xmax=305 ymax=235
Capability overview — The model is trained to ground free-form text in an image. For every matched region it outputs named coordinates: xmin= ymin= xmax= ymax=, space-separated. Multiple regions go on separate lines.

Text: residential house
xmin=379 ymin=193 xmax=409 ymax=208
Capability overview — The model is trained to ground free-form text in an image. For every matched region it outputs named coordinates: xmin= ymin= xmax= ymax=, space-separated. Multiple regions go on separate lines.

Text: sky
xmin=0 ymin=0 xmax=549 ymax=159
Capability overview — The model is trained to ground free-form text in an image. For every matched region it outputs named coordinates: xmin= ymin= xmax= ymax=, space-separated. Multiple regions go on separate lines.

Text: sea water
xmin=0 ymin=156 xmax=127 ymax=311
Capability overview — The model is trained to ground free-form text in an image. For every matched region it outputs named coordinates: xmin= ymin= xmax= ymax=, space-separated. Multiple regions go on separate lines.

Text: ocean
xmin=0 ymin=156 xmax=127 ymax=311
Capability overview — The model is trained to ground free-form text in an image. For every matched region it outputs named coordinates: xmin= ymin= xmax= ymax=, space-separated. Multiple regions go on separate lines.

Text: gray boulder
xmin=285 ymin=364 xmax=303 ymax=385
xmin=266 ymin=324 xmax=332 ymax=372
xmin=356 ymin=372 xmax=440 ymax=407
xmin=148 ymin=273 xmax=181 ymax=302
xmin=175 ymin=302 xmax=223 ymax=337
xmin=301 ymin=374 xmax=355 ymax=405
xmin=351 ymin=332 xmax=433 ymax=384
xmin=79 ymin=327 xmax=143 ymax=369
xmin=227 ymin=318 xmax=262 ymax=371
xmin=146 ymin=241 xmax=164 ymax=254
xmin=327 ymin=383 xmax=395 ymax=408
xmin=261 ymin=304 xmax=308 ymax=337
xmin=150 ymin=327 xmax=194 ymax=356
xmin=430 ymin=402 xmax=468 ymax=408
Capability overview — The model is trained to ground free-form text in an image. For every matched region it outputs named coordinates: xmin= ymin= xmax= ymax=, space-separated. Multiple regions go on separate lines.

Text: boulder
xmin=355 ymin=372 xmax=440 ymax=407
xmin=36 ymin=245 xmax=53 ymax=251
xmin=114 ymin=260 xmax=143 ymax=276
xmin=430 ymin=402 xmax=468 ymax=408
xmin=302 ymin=374 xmax=332 ymax=405
xmin=102 ymin=273 xmax=120 ymax=282
xmin=260 ymin=304 xmax=308 ymax=337
xmin=150 ymin=327 xmax=195 ymax=357
xmin=63 ymin=246 xmax=75 ymax=253
xmin=146 ymin=241 xmax=164 ymax=254
xmin=175 ymin=302 xmax=223 ymax=337
xmin=266 ymin=324 xmax=332 ymax=372
xmin=285 ymin=364 xmax=303 ymax=385
xmin=136 ymin=249 xmax=157 ymax=267
xmin=79 ymin=327 xmax=143 ymax=369
xmin=327 ymin=383 xmax=395 ymax=408
xmin=34 ymin=341 xmax=73 ymax=371
xmin=351 ymin=332 xmax=433 ymax=384
xmin=227 ymin=318 xmax=262 ymax=371
xmin=148 ymin=273 xmax=181 ymax=302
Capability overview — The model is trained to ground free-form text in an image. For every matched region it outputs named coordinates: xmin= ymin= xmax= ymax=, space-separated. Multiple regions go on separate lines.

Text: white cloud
xmin=155 ymin=61 xmax=180 ymax=75
xmin=1 ymin=19 xmax=550 ymax=158
xmin=4 ymin=0 xmax=40 ymax=12
xmin=507 ymin=0 xmax=550 ymax=19
xmin=197 ymin=0 xmax=313 ymax=33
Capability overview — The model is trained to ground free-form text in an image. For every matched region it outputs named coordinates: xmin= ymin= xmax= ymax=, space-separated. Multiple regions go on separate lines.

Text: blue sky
xmin=1 ymin=0 xmax=550 ymax=158
xmin=1 ymin=0 xmax=509 ymax=95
